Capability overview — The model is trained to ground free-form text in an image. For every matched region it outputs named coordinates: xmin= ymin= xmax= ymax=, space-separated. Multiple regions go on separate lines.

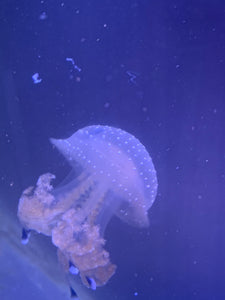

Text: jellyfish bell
xmin=50 ymin=125 xmax=157 ymax=228
xmin=17 ymin=125 xmax=158 ymax=289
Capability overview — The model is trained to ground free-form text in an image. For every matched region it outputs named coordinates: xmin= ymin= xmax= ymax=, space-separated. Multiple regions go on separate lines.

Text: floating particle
xmin=126 ymin=70 xmax=139 ymax=84
xmin=142 ymin=107 xmax=147 ymax=112
xmin=104 ymin=102 xmax=110 ymax=108
xmin=32 ymin=73 xmax=42 ymax=84
xmin=66 ymin=57 xmax=82 ymax=72
xmin=134 ymin=292 xmax=138 ymax=296
xmin=39 ymin=12 xmax=47 ymax=20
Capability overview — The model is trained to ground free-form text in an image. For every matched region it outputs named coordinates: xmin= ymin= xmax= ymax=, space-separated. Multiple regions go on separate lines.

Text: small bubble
xmin=39 ymin=12 xmax=47 ymax=20
xmin=104 ymin=102 xmax=110 ymax=108
xmin=142 ymin=107 xmax=148 ymax=112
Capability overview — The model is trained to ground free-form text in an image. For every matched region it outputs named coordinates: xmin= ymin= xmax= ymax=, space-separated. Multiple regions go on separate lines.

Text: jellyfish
xmin=17 ymin=125 xmax=158 ymax=289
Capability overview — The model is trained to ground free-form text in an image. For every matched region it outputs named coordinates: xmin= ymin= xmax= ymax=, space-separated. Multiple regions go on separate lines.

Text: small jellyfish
xmin=17 ymin=125 xmax=158 ymax=288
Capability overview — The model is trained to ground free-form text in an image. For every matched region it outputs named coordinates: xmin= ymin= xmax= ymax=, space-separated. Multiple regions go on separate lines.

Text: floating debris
xmin=66 ymin=57 xmax=82 ymax=72
xmin=32 ymin=73 xmax=42 ymax=84
xmin=126 ymin=70 xmax=139 ymax=84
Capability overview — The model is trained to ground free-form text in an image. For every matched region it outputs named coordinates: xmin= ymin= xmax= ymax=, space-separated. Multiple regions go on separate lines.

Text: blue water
xmin=0 ymin=0 xmax=225 ymax=299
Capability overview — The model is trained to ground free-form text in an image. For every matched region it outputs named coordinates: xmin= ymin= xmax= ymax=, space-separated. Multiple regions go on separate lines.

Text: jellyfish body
xmin=17 ymin=125 xmax=158 ymax=288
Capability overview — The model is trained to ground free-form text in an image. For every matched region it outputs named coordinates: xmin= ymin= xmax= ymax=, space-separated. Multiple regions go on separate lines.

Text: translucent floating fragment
xmin=32 ymin=73 xmax=42 ymax=84
xmin=66 ymin=57 xmax=82 ymax=72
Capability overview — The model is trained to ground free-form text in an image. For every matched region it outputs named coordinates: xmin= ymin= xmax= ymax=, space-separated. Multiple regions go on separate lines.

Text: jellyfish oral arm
xmin=17 ymin=173 xmax=116 ymax=288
